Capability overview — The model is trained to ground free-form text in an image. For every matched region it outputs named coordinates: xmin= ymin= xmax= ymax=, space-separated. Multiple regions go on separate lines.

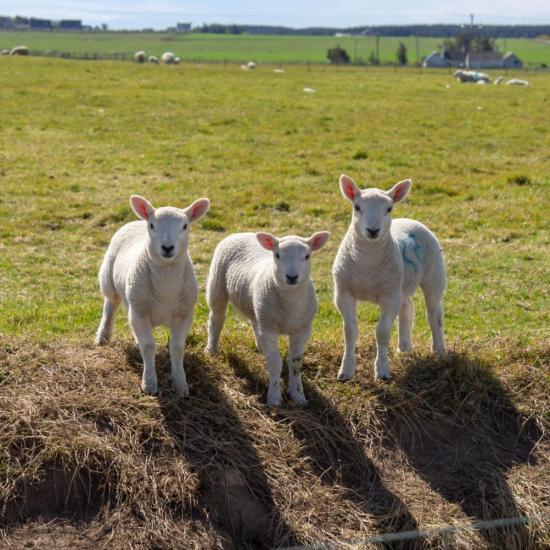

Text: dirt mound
xmin=0 ymin=337 xmax=548 ymax=548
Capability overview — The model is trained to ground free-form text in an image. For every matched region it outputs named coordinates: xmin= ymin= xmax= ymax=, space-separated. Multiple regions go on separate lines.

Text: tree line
xmin=197 ymin=23 xmax=550 ymax=38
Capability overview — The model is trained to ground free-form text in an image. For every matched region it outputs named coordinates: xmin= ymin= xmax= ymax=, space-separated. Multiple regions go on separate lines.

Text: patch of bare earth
xmin=0 ymin=336 xmax=548 ymax=548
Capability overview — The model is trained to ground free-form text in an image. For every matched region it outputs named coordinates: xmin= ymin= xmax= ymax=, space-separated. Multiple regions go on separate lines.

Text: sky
xmin=3 ymin=1 xmax=550 ymax=29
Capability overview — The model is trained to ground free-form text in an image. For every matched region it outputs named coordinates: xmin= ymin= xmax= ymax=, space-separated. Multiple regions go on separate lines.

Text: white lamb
xmin=134 ymin=50 xmax=147 ymax=63
xmin=505 ymin=78 xmax=529 ymax=86
xmin=333 ymin=175 xmax=446 ymax=381
xmin=206 ymin=231 xmax=330 ymax=406
xmin=161 ymin=52 xmax=176 ymax=64
xmin=148 ymin=55 xmax=160 ymax=64
xmin=96 ymin=195 xmax=210 ymax=397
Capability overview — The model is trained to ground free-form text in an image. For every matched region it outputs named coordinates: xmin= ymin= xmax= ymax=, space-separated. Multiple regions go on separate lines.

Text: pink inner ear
xmin=312 ymin=235 xmax=323 ymax=249
xmin=191 ymin=203 xmax=202 ymax=220
xmin=135 ymin=200 xmax=150 ymax=219
xmin=343 ymin=181 xmax=356 ymax=199
xmin=393 ymin=185 xmax=406 ymax=202
xmin=259 ymin=235 xmax=274 ymax=250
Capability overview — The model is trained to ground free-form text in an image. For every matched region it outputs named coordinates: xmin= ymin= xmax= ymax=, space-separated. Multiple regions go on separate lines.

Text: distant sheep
xmin=506 ymin=78 xmax=529 ymax=86
xmin=454 ymin=70 xmax=490 ymax=84
xmin=134 ymin=50 xmax=147 ymax=63
xmin=96 ymin=195 xmax=210 ymax=397
xmin=1 ymin=48 xmax=10 ymax=56
xmin=174 ymin=56 xmax=181 ymax=65
xmin=494 ymin=76 xmax=505 ymax=85
xmin=333 ymin=175 xmax=446 ymax=381
xmin=10 ymin=46 xmax=29 ymax=56
xmin=247 ymin=61 xmax=256 ymax=69
xmin=161 ymin=52 xmax=176 ymax=64
xmin=148 ymin=55 xmax=159 ymax=64
xmin=206 ymin=231 xmax=330 ymax=406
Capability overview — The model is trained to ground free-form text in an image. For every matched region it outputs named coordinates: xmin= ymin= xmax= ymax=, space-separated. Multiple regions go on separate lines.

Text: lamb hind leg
xmin=96 ymin=295 xmax=121 ymax=345
xmin=423 ymin=289 xmax=445 ymax=356
xmin=397 ymin=296 xmax=414 ymax=353
xmin=205 ymin=293 xmax=228 ymax=356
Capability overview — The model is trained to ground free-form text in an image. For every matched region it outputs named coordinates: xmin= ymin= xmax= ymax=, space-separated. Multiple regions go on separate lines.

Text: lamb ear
xmin=185 ymin=198 xmax=210 ymax=223
xmin=306 ymin=231 xmax=330 ymax=252
xmin=130 ymin=195 xmax=155 ymax=220
xmin=256 ymin=232 xmax=279 ymax=251
xmin=339 ymin=174 xmax=361 ymax=202
xmin=387 ymin=179 xmax=412 ymax=204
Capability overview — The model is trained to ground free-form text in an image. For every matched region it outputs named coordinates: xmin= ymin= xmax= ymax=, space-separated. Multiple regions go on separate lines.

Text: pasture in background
xmin=0 ymin=30 xmax=549 ymax=65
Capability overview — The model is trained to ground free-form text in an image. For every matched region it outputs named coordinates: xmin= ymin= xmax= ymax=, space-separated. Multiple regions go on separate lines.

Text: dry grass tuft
xmin=0 ymin=336 xmax=548 ymax=548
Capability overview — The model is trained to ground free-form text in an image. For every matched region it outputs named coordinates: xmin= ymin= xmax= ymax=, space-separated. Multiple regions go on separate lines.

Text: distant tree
xmin=396 ymin=41 xmax=408 ymax=65
xmin=327 ymin=45 xmax=350 ymax=64
xmin=368 ymin=50 xmax=380 ymax=65
xmin=442 ymin=30 xmax=496 ymax=58
xmin=101 ymin=23 xmax=108 ymax=32
xmin=473 ymin=36 xmax=496 ymax=52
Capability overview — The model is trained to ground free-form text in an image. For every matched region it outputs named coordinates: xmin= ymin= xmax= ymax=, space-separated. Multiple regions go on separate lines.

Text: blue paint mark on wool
xmin=399 ymin=233 xmax=422 ymax=274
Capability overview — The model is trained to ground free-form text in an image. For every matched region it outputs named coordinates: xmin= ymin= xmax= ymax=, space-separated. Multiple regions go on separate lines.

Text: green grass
xmin=0 ymin=31 xmax=549 ymax=65
xmin=0 ymin=56 xmax=548 ymax=348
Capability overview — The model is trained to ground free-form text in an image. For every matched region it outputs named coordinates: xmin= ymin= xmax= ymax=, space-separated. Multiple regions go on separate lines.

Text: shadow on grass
xmin=124 ymin=344 xmax=297 ymax=549
xmin=384 ymin=351 xmax=542 ymax=549
xmin=227 ymin=352 xmax=421 ymax=549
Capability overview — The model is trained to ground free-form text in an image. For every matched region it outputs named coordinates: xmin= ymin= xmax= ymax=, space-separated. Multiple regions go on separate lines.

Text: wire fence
xmin=1 ymin=48 xmax=548 ymax=72
xmin=284 ymin=513 xmax=550 ymax=549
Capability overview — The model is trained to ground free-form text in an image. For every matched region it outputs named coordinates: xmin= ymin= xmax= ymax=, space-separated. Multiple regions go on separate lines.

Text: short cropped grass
xmin=0 ymin=57 xmax=548 ymax=547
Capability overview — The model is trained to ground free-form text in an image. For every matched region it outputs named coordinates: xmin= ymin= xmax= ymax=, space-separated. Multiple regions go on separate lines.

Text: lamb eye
xmin=387 ymin=206 xmax=393 ymax=213
xmin=149 ymin=223 xmax=154 ymax=230
xmin=354 ymin=204 xmax=361 ymax=212
xmin=275 ymin=252 xmax=280 ymax=259
xmin=305 ymin=254 xmax=310 ymax=260
xmin=182 ymin=223 xmax=188 ymax=230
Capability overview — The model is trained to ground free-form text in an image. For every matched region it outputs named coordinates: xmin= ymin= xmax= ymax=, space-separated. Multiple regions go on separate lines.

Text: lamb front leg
xmin=169 ymin=314 xmax=194 ymax=398
xmin=374 ymin=295 xmax=402 ymax=380
xmin=335 ymin=289 xmax=358 ymax=381
xmin=129 ymin=309 xmax=157 ymax=395
xmin=256 ymin=330 xmax=283 ymax=406
xmin=288 ymin=326 xmax=312 ymax=406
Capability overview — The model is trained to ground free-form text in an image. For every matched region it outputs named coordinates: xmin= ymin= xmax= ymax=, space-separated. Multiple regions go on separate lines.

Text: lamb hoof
xmin=397 ymin=345 xmax=413 ymax=353
xmin=173 ymin=382 xmax=189 ymax=398
xmin=288 ymin=392 xmax=307 ymax=406
xmin=95 ymin=333 xmax=110 ymax=346
xmin=141 ymin=383 xmax=159 ymax=396
xmin=375 ymin=373 xmax=391 ymax=382
xmin=337 ymin=370 xmax=353 ymax=382
xmin=204 ymin=345 xmax=217 ymax=357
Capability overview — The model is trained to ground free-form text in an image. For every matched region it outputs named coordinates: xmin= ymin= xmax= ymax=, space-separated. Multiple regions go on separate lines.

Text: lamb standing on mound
xmin=333 ymin=175 xmax=446 ymax=381
xmin=206 ymin=231 xmax=330 ymax=406
xmin=96 ymin=195 xmax=210 ymax=397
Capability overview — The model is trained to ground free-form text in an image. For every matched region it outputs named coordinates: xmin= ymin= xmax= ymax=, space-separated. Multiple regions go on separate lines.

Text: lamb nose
xmin=367 ymin=228 xmax=380 ymax=238
xmin=162 ymin=245 xmax=174 ymax=253
xmin=286 ymin=274 xmax=298 ymax=285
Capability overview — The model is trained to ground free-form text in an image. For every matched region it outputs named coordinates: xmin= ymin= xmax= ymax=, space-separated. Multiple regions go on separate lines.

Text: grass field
xmin=1 ymin=31 xmax=549 ymax=65
xmin=0 ymin=57 xmax=549 ymax=548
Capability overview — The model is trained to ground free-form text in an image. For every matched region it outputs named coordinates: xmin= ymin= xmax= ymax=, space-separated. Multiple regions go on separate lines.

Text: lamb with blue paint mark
xmin=332 ymin=175 xmax=446 ymax=381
